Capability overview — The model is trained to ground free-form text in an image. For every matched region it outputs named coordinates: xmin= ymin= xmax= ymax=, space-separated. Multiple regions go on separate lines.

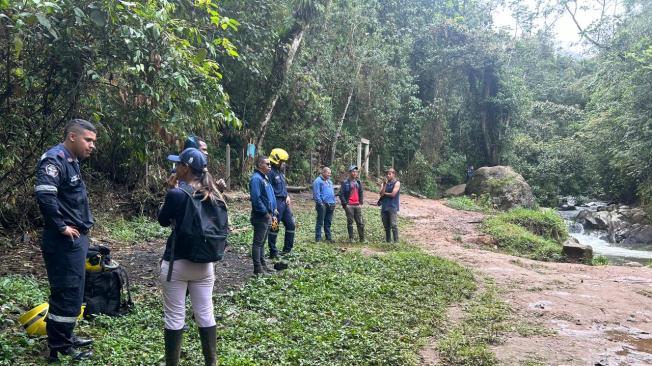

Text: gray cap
xmin=348 ymin=165 xmax=359 ymax=172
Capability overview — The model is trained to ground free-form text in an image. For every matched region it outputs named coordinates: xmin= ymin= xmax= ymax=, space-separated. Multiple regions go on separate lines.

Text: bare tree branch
xmin=563 ymin=1 xmax=609 ymax=49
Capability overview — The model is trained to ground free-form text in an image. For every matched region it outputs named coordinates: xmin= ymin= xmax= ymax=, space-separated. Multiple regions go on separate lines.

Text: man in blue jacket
xmin=339 ymin=165 xmax=365 ymax=242
xmin=249 ymin=155 xmax=277 ymax=274
xmin=312 ymin=167 xmax=337 ymax=242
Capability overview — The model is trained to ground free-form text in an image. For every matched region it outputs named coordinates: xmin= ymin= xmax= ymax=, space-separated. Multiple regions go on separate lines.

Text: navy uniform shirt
xmin=34 ymin=143 xmax=94 ymax=233
xmin=267 ymin=166 xmax=288 ymax=199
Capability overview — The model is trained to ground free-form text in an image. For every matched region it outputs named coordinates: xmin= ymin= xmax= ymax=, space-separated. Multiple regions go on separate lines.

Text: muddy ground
xmin=393 ymin=195 xmax=652 ymax=366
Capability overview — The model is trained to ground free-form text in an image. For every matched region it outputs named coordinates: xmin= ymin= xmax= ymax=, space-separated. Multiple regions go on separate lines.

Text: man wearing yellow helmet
xmin=267 ymin=148 xmax=296 ymax=258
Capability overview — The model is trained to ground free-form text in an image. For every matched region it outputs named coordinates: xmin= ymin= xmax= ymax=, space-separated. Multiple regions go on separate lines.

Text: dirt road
xmin=393 ymin=194 xmax=652 ymax=366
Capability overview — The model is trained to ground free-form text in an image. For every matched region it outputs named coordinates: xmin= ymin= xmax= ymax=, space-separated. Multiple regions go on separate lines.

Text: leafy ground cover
xmin=445 ymin=195 xmax=494 ymax=213
xmin=0 ymin=204 xmax=486 ymax=365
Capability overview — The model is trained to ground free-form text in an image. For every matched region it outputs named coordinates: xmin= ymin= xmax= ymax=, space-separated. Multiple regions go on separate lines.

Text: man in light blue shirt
xmin=312 ymin=167 xmax=337 ymax=242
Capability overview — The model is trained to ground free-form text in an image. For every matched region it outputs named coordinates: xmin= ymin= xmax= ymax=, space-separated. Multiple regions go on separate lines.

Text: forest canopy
xmin=1 ymin=0 xmax=651 ymax=231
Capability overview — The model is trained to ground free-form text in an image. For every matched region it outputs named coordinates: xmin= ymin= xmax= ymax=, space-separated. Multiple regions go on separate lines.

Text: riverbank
xmin=397 ymin=195 xmax=652 ymax=365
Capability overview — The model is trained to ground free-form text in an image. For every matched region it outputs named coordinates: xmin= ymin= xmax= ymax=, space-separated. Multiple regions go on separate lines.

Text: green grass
xmin=446 ymin=196 xmax=484 ymax=212
xmin=0 ymin=275 xmax=50 ymax=364
xmin=481 ymin=208 xmax=567 ymax=261
xmin=446 ymin=194 xmax=495 ymax=213
xmin=98 ymin=216 xmax=170 ymax=243
xmin=592 ymin=255 xmax=610 ymax=266
xmin=0 ymin=205 xmax=481 ymax=365
xmin=437 ymin=287 xmax=510 ymax=366
xmin=215 ymin=246 xmax=475 ymax=365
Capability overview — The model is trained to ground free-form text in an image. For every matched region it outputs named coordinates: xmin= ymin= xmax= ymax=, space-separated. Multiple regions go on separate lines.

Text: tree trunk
xmin=329 ymin=62 xmax=362 ymax=165
xmin=255 ymin=25 xmax=307 ymax=152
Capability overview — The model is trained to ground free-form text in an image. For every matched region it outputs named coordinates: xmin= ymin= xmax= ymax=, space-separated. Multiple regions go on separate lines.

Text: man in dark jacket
xmin=267 ymin=148 xmax=295 ymax=258
xmin=35 ymin=119 xmax=96 ymax=362
xmin=339 ymin=165 xmax=365 ymax=242
xmin=249 ymin=155 xmax=277 ymax=275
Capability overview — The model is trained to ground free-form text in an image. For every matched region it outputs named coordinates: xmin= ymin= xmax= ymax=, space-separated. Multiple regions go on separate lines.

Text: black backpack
xmin=166 ymin=185 xmax=228 ymax=281
xmin=83 ymin=246 xmax=133 ymax=317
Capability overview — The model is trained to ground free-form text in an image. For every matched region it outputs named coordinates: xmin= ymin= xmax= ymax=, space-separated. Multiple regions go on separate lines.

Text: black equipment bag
xmin=166 ymin=186 xmax=228 ymax=281
xmin=83 ymin=246 xmax=134 ymax=317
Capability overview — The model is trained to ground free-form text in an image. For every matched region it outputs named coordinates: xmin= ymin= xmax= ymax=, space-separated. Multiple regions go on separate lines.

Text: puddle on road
xmin=607 ymin=330 xmax=652 ymax=354
xmin=602 ymin=330 xmax=652 ymax=365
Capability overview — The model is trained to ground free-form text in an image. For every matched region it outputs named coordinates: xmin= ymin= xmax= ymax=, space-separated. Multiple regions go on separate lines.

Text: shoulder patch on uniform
xmin=45 ymin=164 xmax=59 ymax=178
xmin=56 ymin=151 xmax=65 ymax=158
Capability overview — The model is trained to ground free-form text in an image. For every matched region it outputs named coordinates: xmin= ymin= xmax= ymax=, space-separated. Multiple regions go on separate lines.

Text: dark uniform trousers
xmin=41 ymin=229 xmax=89 ymax=351
xmin=267 ymin=198 xmax=295 ymax=256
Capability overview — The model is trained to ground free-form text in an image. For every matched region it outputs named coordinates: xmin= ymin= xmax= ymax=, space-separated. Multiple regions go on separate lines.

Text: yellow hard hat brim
xmin=18 ymin=303 xmax=48 ymax=325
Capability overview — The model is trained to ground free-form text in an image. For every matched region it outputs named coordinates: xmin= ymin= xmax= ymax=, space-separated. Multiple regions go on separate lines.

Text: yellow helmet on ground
xmin=269 ymin=148 xmax=289 ymax=165
xmin=18 ymin=303 xmax=85 ymax=336
xmin=86 ymin=245 xmax=119 ymax=272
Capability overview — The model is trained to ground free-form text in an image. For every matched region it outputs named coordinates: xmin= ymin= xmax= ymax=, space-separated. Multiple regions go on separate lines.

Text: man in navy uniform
xmin=266 ymin=148 xmax=296 ymax=258
xmin=35 ymin=119 xmax=97 ymax=362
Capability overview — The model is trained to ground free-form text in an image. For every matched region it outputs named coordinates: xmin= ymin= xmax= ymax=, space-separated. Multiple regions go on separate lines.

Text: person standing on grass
xmin=312 ymin=166 xmax=337 ymax=242
xmin=267 ymin=148 xmax=296 ymax=258
xmin=339 ymin=165 xmax=365 ymax=242
xmin=158 ymin=148 xmax=225 ymax=366
xmin=379 ymin=168 xmax=401 ymax=242
xmin=249 ymin=155 xmax=277 ymax=275
xmin=35 ymin=119 xmax=97 ymax=363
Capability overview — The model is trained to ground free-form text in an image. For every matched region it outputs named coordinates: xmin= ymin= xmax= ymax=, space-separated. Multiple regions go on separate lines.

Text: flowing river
xmin=558 ymin=205 xmax=652 ymax=265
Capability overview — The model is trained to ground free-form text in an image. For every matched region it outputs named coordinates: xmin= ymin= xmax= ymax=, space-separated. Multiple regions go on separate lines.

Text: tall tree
xmin=255 ymin=0 xmax=328 ymax=152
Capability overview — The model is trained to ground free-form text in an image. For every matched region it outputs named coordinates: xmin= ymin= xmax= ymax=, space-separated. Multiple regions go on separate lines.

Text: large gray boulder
xmin=576 ymin=210 xmax=612 ymax=230
xmin=562 ymin=237 xmax=593 ymax=263
xmin=464 ymin=166 xmax=536 ymax=210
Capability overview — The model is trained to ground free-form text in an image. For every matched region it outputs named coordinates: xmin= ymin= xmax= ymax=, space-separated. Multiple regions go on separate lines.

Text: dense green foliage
xmin=1 ymin=0 xmax=651 ymax=223
xmin=481 ymin=208 xmax=568 ymax=261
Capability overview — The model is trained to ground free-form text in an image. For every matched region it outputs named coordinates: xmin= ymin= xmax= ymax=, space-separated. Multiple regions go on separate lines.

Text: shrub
xmin=481 ymin=208 xmax=568 ymax=261
xmin=592 ymin=255 xmax=609 ymax=266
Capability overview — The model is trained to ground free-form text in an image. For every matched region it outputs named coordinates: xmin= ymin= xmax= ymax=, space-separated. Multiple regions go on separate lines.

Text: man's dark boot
xmin=198 ymin=326 xmax=217 ymax=366
xmin=48 ymin=348 xmax=93 ymax=363
xmin=164 ymin=328 xmax=184 ymax=366
xmin=72 ymin=335 xmax=93 ymax=348
xmin=261 ymin=263 xmax=276 ymax=274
